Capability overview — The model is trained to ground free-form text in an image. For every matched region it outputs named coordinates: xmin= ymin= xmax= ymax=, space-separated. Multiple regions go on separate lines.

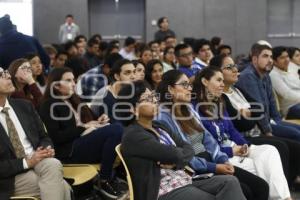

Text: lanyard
xmin=157 ymin=128 xmax=174 ymax=145
xmin=212 ymin=121 xmax=229 ymax=143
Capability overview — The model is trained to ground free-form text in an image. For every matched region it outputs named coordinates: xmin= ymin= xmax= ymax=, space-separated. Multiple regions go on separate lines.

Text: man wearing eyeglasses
xmin=175 ymin=43 xmax=202 ymax=83
xmin=0 ymin=68 xmax=71 ymax=199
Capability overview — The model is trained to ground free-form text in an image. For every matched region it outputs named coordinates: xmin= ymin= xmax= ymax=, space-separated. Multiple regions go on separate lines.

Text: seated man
xmin=270 ymin=46 xmax=300 ymax=119
xmin=0 ymin=67 xmax=70 ymax=199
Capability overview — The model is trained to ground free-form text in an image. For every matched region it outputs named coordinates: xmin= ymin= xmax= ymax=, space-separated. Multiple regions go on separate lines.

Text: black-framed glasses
xmin=174 ymin=82 xmax=193 ymax=89
xmin=19 ymin=63 xmax=32 ymax=72
xmin=0 ymin=67 xmax=10 ymax=79
xmin=222 ymin=64 xmax=238 ymax=71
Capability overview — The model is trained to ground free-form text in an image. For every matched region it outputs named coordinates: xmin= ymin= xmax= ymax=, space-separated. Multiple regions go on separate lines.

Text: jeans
xmin=70 ymin=123 xmax=123 ymax=179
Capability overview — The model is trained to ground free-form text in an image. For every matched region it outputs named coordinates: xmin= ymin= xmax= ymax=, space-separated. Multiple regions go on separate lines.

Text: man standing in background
xmin=58 ymin=14 xmax=80 ymax=44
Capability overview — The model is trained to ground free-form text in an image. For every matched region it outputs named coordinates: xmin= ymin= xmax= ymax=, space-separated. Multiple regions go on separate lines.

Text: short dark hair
xmin=211 ymin=36 xmax=222 ymax=46
xmin=217 ymin=45 xmax=232 ymax=55
xmin=287 ymin=47 xmax=300 ymax=59
xmin=174 ymin=43 xmax=191 ymax=57
xmin=64 ymin=41 xmax=76 ymax=51
xmin=74 ymin=35 xmax=87 ymax=43
xmin=209 ymin=54 xmax=227 ymax=68
xmin=55 ymin=50 xmax=68 ymax=59
xmin=251 ymin=43 xmax=272 ymax=58
xmin=104 ymin=53 xmax=123 ymax=68
xmin=87 ymin=38 xmax=99 ymax=47
xmin=157 ymin=17 xmax=167 ymax=28
xmin=110 ymin=59 xmax=131 ymax=81
xmin=65 ymin=14 xmax=74 ymax=19
xmin=193 ymin=39 xmax=210 ymax=54
xmin=124 ymin=37 xmax=136 ymax=47
xmin=272 ymin=46 xmax=288 ymax=61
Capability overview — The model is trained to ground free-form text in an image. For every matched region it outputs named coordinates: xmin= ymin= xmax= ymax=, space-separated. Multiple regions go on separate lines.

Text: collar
xmin=195 ymin=57 xmax=208 ymax=67
xmin=0 ymin=99 xmax=11 ymax=112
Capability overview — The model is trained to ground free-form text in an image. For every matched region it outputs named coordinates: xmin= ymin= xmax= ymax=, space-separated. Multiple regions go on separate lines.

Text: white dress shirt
xmin=0 ymin=100 xmax=34 ymax=169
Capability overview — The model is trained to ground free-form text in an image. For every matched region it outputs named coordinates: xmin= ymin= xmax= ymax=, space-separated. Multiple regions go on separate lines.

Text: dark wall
xmin=33 ymin=0 xmax=89 ymax=44
xmin=33 ymin=0 xmax=270 ymax=54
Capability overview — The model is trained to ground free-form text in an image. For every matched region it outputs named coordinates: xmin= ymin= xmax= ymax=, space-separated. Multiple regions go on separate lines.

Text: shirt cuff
xmin=23 ymin=158 xmax=29 ymax=169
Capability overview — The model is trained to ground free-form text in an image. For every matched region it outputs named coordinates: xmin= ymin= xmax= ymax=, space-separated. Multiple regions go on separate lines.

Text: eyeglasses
xmin=179 ymin=51 xmax=193 ymax=58
xmin=138 ymin=92 xmax=159 ymax=104
xmin=222 ymin=64 xmax=238 ymax=71
xmin=0 ymin=67 xmax=10 ymax=79
xmin=174 ymin=82 xmax=193 ymax=89
xmin=19 ymin=64 xmax=32 ymax=72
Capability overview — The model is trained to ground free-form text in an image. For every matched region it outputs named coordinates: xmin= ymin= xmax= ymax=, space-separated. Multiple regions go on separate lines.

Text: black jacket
xmin=39 ymin=98 xmax=85 ymax=160
xmin=0 ymin=99 xmax=52 ymax=199
xmin=121 ymin=121 xmax=194 ymax=200
xmin=222 ymin=87 xmax=264 ymax=132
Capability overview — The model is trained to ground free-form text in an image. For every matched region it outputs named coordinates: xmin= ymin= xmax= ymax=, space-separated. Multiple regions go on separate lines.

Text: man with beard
xmin=236 ymin=43 xmax=300 ymax=142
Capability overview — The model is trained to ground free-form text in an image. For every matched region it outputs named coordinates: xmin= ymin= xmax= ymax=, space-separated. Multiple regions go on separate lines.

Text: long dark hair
xmin=145 ymin=59 xmax=163 ymax=90
xmin=43 ymin=67 xmax=94 ymax=123
xmin=193 ymin=66 xmax=224 ymax=119
xmin=157 ymin=70 xmax=203 ymax=135
xmin=116 ymin=81 xmax=147 ymax=126
xmin=8 ymin=58 xmax=33 ymax=98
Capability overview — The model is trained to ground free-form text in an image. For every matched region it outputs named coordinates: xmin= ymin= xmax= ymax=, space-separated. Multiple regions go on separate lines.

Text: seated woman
xmin=25 ymin=53 xmax=46 ymax=93
xmin=193 ymin=66 xmax=291 ymax=200
xmin=117 ymin=80 xmax=246 ymax=200
xmin=8 ymin=58 xmax=43 ymax=108
xmin=211 ymin=54 xmax=300 ymax=188
xmin=162 ymin=46 xmax=177 ymax=73
xmin=156 ymin=70 xmax=269 ymax=200
xmin=145 ymin=59 xmax=164 ymax=90
xmin=132 ymin=60 xmax=145 ymax=81
xmin=38 ymin=67 xmax=124 ymax=199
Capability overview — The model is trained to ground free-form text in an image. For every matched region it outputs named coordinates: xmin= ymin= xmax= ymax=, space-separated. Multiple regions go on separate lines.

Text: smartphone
xmin=192 ymin=173 xmax=214 ymax=181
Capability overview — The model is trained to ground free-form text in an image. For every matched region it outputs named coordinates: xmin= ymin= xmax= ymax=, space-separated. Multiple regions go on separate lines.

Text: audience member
xmin=210 ymin=36 xmax=223 ymax=55
xmin=0 ymin=67 xmax=71 ymax=199
xmin=176 ymin=44 xmax=201 ymax=82
xmin=80 ymin=53 xmax=123 ymax=98
xmin=39 ymin=67 xmax=125 ymax=199
xmin=119 ymin=37 xmax=136 ymax=60
xmin=193 ymin=66 xmax=292 ymax=200
xmin=156 ymin=70 xmax=269 ymax=200
xmin=270 ymin=46 xmax=300 ymax=119
xmin=162 ymin=46 xmax=176 ymax=72
xmin=213 ymin=54 xmax=300 ymax=187
xmin=287 ymin=47 xmax=300 ymax=79
xmin=84 ymin=38 xmax=101 ymax=69
xmin=53 ymin=51 xmax=68 ymax=69
xmin=8 ymin=58 xmax=43 ymax=108
xmin=145 ymin=59 xmax=163 ymax=90
xmin=192 ymin=39 xmax=213 ymax=69
xmin=117 ymin=80 xmax=246 ymax=200
xmin=132 ymin=60 xmax=145 ymax=81
xmin=217 ymin=45 xmax=232 ymax=56
xmin=236 ymin=44 xmax=300 ymax=142
xmin=91 ymin=59 xmax=135 ymax=121
xmin=24 ymin=54 xmax=46 ymax=93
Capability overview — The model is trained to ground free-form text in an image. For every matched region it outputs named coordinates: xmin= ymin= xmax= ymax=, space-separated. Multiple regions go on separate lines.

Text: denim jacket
xmin=235 ymin=64 xmax=281 ymax=134
xmin=156 ymin=105 xmax=229 ymax=174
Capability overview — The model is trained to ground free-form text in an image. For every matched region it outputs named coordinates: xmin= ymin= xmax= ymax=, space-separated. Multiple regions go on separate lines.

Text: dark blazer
xmin=0 ymin=98 xmax=52 ymax=199
xmin=39 ymin=98 xmax=85 ymax=160
xmin=121 ymin=121 xmax=194 ymax=200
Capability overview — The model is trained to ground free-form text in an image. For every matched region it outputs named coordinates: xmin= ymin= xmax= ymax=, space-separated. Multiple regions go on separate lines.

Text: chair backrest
xmin=10 ymin=197 xmax=39 ymax=200
xmin=115 ymin=144 xmax=134 ymax=200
